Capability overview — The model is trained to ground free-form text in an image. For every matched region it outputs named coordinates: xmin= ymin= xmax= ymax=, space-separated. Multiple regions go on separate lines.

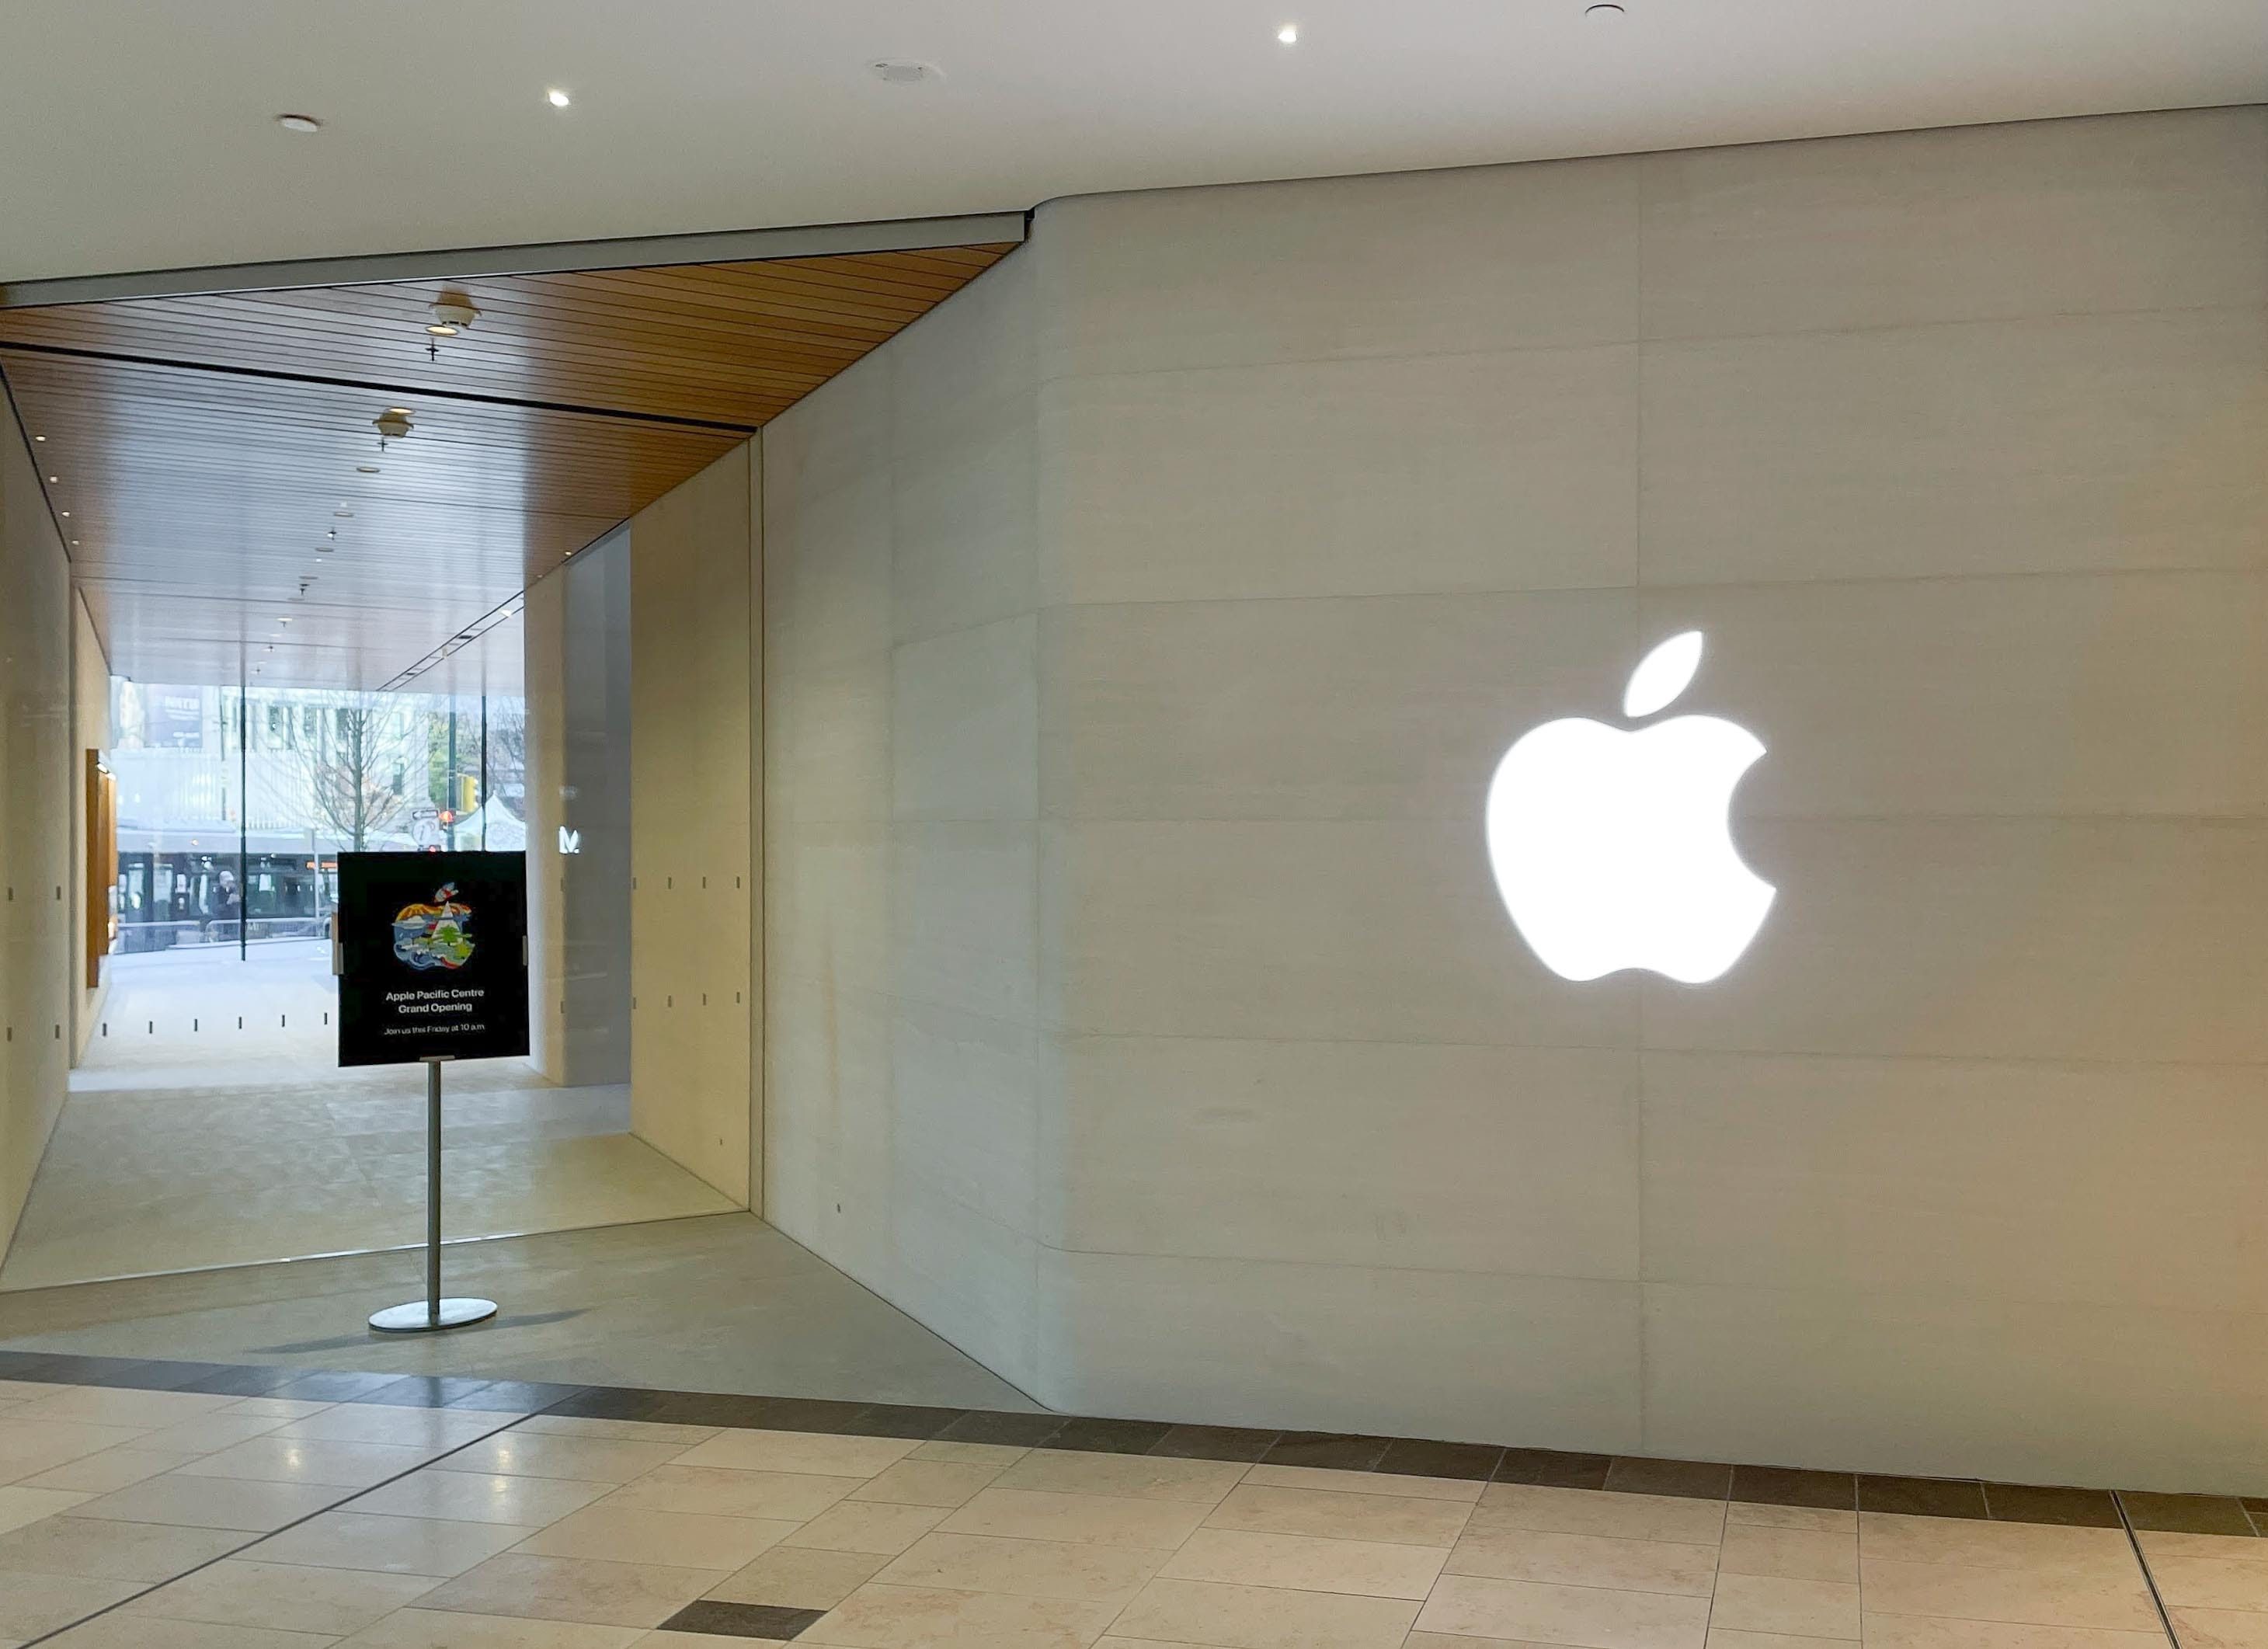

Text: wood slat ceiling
xmin=0 ymin=245 xmax=1015 ymax=688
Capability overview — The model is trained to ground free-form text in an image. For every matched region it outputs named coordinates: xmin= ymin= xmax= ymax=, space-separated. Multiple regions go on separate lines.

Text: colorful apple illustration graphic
xmin=1484 ymin=631 xmax=1774 ymax=983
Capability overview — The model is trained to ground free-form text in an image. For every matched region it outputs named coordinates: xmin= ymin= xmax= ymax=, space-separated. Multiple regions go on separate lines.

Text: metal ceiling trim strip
xmin=0 ymin=210 xmax=1030 ymax=309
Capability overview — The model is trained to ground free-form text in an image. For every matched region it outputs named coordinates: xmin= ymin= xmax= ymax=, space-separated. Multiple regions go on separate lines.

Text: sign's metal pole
xmin=426 ymin=1056 xmax=443 ymax=1324
xmin=369 ymin=1054 xmax=497 ymax=1334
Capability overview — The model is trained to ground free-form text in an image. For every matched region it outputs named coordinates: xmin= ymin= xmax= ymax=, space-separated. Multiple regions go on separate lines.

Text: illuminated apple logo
xmin=1485 ymin=631 xmax=1773 ymax=983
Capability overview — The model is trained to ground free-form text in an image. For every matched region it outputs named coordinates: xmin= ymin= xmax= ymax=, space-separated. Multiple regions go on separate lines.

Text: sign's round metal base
xmin=369 ymin=1298 xmax=498 ymax=1334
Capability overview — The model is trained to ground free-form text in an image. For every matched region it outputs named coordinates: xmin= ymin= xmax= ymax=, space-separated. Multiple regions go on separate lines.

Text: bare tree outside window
xmin=294 ymin=692 xmax=419 ymax=851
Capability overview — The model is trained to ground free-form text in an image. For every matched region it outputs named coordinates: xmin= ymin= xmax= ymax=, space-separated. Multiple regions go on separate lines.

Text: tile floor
xmin=6 ymin=939 xmax=731 ymax=1289
xmin=0 ymin=1216 xmax=1038 ymax=1414
xmin=1 ymin=1359 xmax=2261 ymax=1647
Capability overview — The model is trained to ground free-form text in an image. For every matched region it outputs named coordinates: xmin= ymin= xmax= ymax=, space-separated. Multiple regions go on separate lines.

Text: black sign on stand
xmin=336 ymin=851 xmax=528 ymax=1333
xmin=337 ymin=851 xmax=529 ymax=1068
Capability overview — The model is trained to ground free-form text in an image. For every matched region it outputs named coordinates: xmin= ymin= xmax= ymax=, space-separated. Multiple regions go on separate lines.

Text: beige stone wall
xmin=763 ymin=252 xmax=1045 ymax=1387
xmin=764 ymin=106 xmax=2268 ymax=1491
xmin=630 ymin=446 xmax=759 ymax=1205
xmin=0 ymin=383 xmax=75 ymax=1256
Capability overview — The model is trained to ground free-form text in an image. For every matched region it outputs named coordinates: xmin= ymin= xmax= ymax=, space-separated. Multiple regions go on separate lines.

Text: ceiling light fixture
xmin=545 ymin=87 xmax=572 ymax=108
xmin=373 ymin=408 xmax=413 ymax=450
xmin=276 ymin=113 xmax=323 ymax=133
xmin=1584 ymin=3 xmax=1625 ymax=14
xmin=426 ymin=294 xmax=478 ymax=336
xmin=1277 ymin=23 xmax=1299 ymax=43
xmin=869 ymin=59 xmax=941 ymax=84
xmin=47 ymin=476 xmax=57 ymax=484
xmin=32 ymin=435 xmax=45 ymax=443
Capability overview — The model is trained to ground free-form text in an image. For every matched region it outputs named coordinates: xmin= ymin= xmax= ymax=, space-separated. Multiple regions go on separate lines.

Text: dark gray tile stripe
xmin=0 ymin=1348 xmax=2255 ymax=1529
xmin=660 ymin=1599 xmax=828 ymax=1638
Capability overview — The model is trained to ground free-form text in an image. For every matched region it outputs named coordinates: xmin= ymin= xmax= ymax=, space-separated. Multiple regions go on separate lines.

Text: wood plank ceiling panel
xmin=0 ymin=244 xmax=1015 ymax=687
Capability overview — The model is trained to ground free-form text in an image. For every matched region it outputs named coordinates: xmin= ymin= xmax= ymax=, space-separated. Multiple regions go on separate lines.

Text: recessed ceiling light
xmin=1277 ymin=23 xmax=1299 ymax=43
xmin=355 ymin=464 xmax=380 ymax=474
xmin=58 ymin=511 xmax=68 ymax=517
xmin=334 ymin=509 xmax=354 ymax=518
xmin=545 ymin=87 xmax=572 ymax=108
xmin=1584 ymin=2 xmax=1624 ymax=13
xmin=869 ymin=59 xmax=941 ymax=84
xmin=46 ymin=475 xmax=57 ymax=484
xmin=32 ymin=434 xmax=44 ymax=443
xmin=279 ymin=618 xmax=292 ymax=625
xmin=276 ymin=113 xmax=323 ymax=133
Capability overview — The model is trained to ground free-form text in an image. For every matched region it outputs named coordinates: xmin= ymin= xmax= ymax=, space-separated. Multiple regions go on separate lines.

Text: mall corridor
xmin=3 ymin=4 xmax=2266 ymax=1646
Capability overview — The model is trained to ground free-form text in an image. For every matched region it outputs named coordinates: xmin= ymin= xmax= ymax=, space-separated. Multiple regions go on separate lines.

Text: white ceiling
xmin=4 ymin=0 xmax=2263 ymax=285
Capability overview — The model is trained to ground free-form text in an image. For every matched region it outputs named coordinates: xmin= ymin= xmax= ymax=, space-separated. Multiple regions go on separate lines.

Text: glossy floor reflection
xmin=0 ymin=1214 xmax=1041 ymax=1414
xmin=8 ymin=945 xmax=730 ymax=1290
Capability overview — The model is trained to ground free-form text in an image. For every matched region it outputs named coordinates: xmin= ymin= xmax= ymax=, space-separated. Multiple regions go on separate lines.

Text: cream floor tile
xmin=1240 ymin=1463 xmax=1485 ymax=1503
xmin=514 ymin=1504 xmax=798 ymax=1571
xmin=668 ymin=1430 xmax=918 ymax=1479
xmin=72 ymin=1470 xmax=346 ymax=1531
xmin=132 ymin=1409 xmax=300 ymax=1455
xmin=1202 ymin=1482 xmax=1472 ymax=1546
xmin=338 ymin=1608 xmax=646 ymax=1647
xmin=279 ymin=1407 xmax=520 ymax=1451
xmin=1406 ymin=1635 xmax=1587 ymax=1649
xmin=908 ymin=1440 xmax=1030 ymax=1466
xmin=1113 ymin=1576 xmax=1418 ymax=1649
xmin=0 ymin=1484 xmax=94 ymax=1532
xmin=1414 ymin=1573 xmax=1712 ymax=1648
xmin=801 ymin=1581 xmax=1122 ymax=1648
xmin=450 ymin=1435 xmax=691 ymax=1485
xmin=600 ymin=1464 xmax=862 ymax=1522
xmin=511 ymin=1418 xmax=719 ymax=1446
xmin=1729 ymin=1505 xmax=1856 ymax=1535
xmin=0 ymin=1381 xmax=76 ymax=1400
xmin=176 ymin=1435 xmax=442 ymax=1488
xmin=638 ymin=1633 xmax=786 ymax=1647
xmin=0 ymin=1418 xmax=151 ymax=1483
xmin=411 ymin=1552 xmax=725 ymax=1627
xmin=943 ymin=1486 xmax=1209 ymax=1550
xmin=1160 ymin=1525 xmax=1449 ymax=1600
xmin=705 ymin=1545 xmax=887 ymax=1609
xmin=41 ymin=1616 xmax=339 ymax=1647
xmin=22 ymin=1448 xmax=204 ymax=1493
xmin=10 ymin=1387 xmax=235 ymax=1428
xmin=1857 ymin=1557 xmax=2160 ymax=1632
xmin=224 ymin=1398 xmax=340 ymax=1421
xmin=0 ymin=1514 xmax=245 ymax=1581
xmin=1707 ymin=1574 xmax=1859 ymax=1640
xmin=990 ymin=1449 xmax=1247 ymax=1505
xmin=1474 ymin=1484 xmax=1729 ymax=1546
xmin=787 ymin=1500 xmax=952 ymax=1557
xmin=0 ymin=1569 xmax=144 ymax=1640
xmin=2139 ymin=1532 xmax=2266 ymax=1562
xmin=1859 ymin=1515 xmax=2135 ymax=1572
xmin=2167 ymin=1608 xmax=2268 ymax=1648
xmin=249 ymin=1511 xmax=538 ymax=1576
xmin=1445 ymin=1525 xmax=1719 ymax=1595
xmin=875 ymin=1529 xmax=1164 ymax=1605
xmin=350 ymin=1470 xmax=617 ymax=1527
xmin=1706 ymin=1633 xmax=1845 ymax=1649
xmin=120 ymin=1557 xmax=445 ymax=1634
xmin=1860 ymin=1616 xmax=2172 ymax=1647
xmin=2142 ymin=1550 xmax=2268 ymax=1610
xmin=1720 ymin=1524 xmax=1857 ymax=1583
xmin=847 ymin=1458 xmax=1007 ymax=1508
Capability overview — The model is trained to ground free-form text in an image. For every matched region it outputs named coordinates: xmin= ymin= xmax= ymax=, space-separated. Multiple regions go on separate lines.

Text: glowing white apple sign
xmin=1484 ymin=631 xmax=1774 ymax=984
